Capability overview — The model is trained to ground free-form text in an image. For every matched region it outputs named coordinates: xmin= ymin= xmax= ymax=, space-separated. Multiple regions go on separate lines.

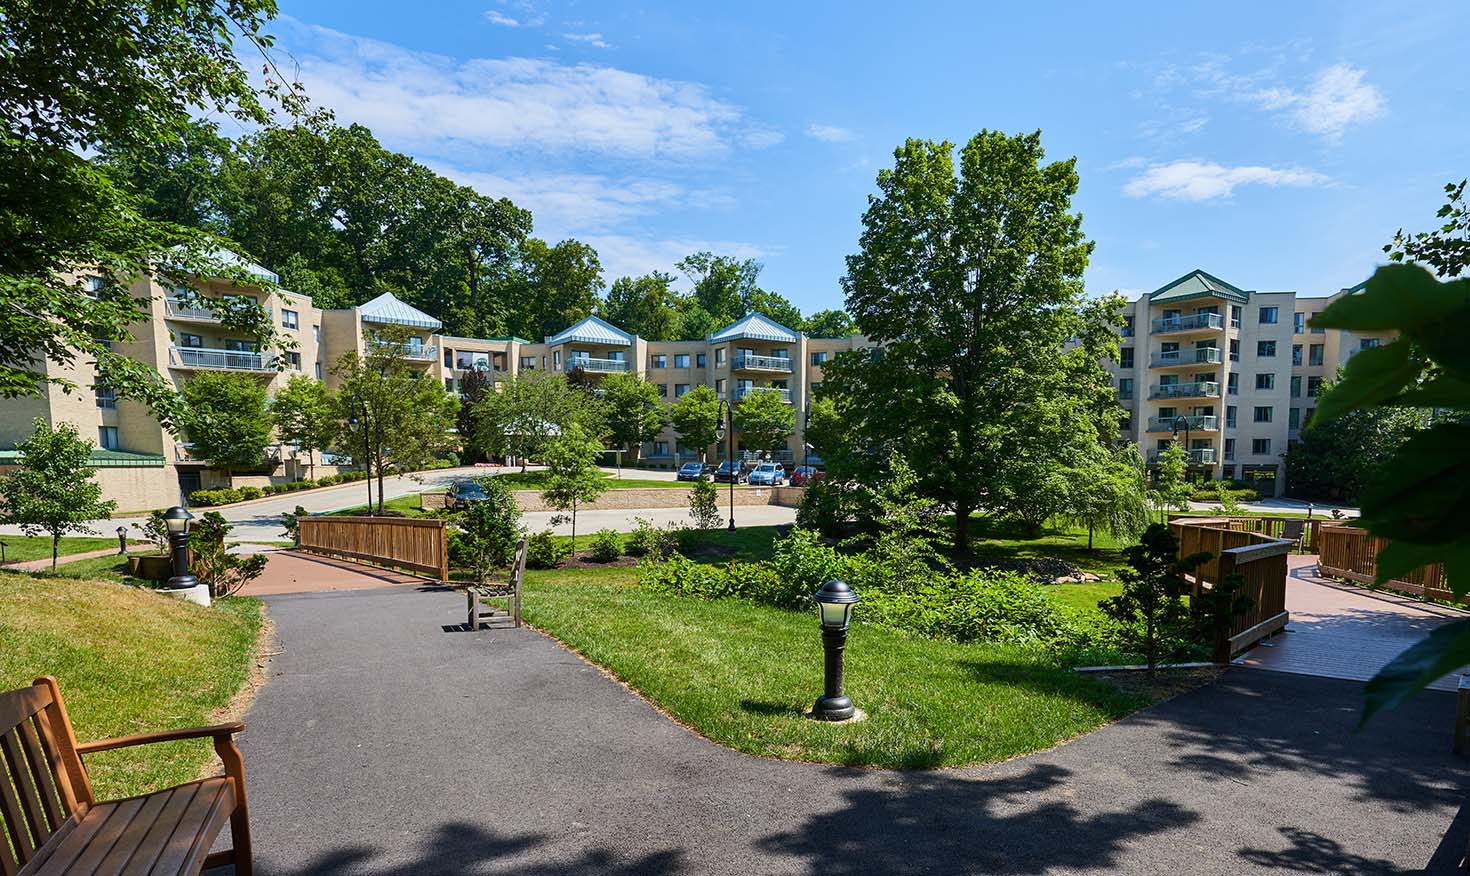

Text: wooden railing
xmin=1169 ymin=514 xmax=1322 ymax=552
xmin=1316 ymin=524 xmax=1457 ymax=603
xmin=297 ymin=516 xmax=449 ymax=582
xmin=1170 ymin=518 xmax=1292 ymax=661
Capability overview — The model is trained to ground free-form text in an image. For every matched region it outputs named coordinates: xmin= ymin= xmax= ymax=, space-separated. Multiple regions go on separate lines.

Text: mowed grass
xmin=492 ymin=469 xmax=687 ymax=490
xmin=324 ymin=493 xmax=427 ymax=517
xmin=0 ymin=572 xmax=263 ymax=799
xmin=0 ymin=535 xmax=137 ymax=565
xmin=523 ymin=576 xmax=1149 ymax=768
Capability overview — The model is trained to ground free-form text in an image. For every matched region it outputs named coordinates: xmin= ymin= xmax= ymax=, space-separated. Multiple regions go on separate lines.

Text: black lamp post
xmin=115 ymin=525 xmax=128 ymax=555
xmin=162 ymin=506 xmax=197 ymax=590
xmin=717 ymin=399 xmax=735 ymax=531
xmin=810 ymin=579 xmax=860 ymax=721
xmin=1172 ymin=415 xmax=1193 ymax=466
xmin=348 ymin=409 xmax=372 ymax=514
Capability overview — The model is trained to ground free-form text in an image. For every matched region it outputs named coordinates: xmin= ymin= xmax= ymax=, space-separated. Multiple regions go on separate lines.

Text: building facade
xmin=1105 ymin=270 xmax=1394 ymax=496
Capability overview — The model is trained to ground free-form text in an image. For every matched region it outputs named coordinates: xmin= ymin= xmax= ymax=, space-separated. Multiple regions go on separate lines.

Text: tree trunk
xmin=570 ymin=497 xmax=577 ymax=554
xmin=954 ymin=504 xmax=973 ymax=556
xmin=51 ymin=532 xmax=60 ymax=570
xmin=1088 ymin=522 xmax=1095 ymax=551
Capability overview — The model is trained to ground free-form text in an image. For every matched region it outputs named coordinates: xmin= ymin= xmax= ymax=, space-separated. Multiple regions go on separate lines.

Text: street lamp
xmin=716 ymin=399 xmax=735 ymax=531
xmin=811 ymin=579 xmax=860 ymax=721
xmin=348 ymin=409 xmax=372 ymax=514
xmin=162 ymin=506 xmax=197 ymax=590
xmin=1172 ymin=415 xmax=1193 ymax=466
xmin=115 ymin=525 xmax=128 ymax=555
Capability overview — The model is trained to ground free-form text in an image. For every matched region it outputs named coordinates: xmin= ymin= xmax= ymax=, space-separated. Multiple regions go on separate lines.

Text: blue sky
xmin=257 ymin=1 xmax=1469 ymax=311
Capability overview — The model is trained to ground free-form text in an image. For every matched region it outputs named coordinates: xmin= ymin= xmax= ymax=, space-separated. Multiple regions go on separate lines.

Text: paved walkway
xmin=1241 ymin=554 xmax=1469 ymax=691
xmin=238 ymin=584 xmax=1470 ymax=875
xmin=238 ymin=550 xmax=429 ymax=597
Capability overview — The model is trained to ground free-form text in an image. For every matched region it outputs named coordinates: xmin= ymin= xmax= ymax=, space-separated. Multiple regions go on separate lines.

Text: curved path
xmin=237 ymin=584 xmax=1470 ymax=875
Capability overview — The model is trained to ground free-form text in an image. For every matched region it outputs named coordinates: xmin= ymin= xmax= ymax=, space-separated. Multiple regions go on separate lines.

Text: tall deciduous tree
xmin=1152 ymin=441 xmax=1192 ymax=518
xmin=0 ymin=419 xmax=117 ymax=568
xmin=670 ymin=385 xmax=722 ymax=461
xmin=733 ymin=390 xmax=794 ymax=456
xmin=819 ymin=130 xmax=1101 ymax=550
xmin=599 ymin=372 xmax=664 ymax=470
xmin=540 ymin=423 xmax=609 ymax=553
xmin=803 ymin=309 xmax=856 ymax=338
xmin=270 ymin=374 xmax=338 ymax=480
xmin=1283 ymin=373 xmax=1425 ymax=503
xmin=513 ymin=238 xmax=604 ymax=341
xmin=181 ymin=372 xmax=272 ymax=481
xmin=473 ymin=371 xmax=601 ymax=471
xmin=601 ymin=273 xmax=681 ymax=341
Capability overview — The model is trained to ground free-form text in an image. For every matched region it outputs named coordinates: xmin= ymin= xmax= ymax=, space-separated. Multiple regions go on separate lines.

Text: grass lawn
xmin=323 ymin=493 xmax=427 ymax=517
xmin=491 ymin=469 xmax=687 ymax=490
xmin=523 ymin=575 xmax=1152 ymax=768
xmin=0 ymin=535 xmax=140 ymax=565
xmin=0 ymin=572 xmax=262 ymax=799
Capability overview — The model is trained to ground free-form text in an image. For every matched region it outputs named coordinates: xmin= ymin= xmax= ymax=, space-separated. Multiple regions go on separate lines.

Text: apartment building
xmin=1106 ymin=270 xmax=1394 ymax=496
xmin=1 ymin=250 xmax=866 ymax=507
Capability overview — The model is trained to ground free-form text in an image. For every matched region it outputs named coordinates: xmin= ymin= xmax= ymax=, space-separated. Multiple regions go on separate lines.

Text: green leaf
xmin=1356 ymin=424 xmax=1470 ymax=544
xmin=1373 ymin=540 xmax=1445 ymax=586
xmin=1393 ymin=373 xmax=1470 ymax=408
xmin=1363 ymin=618 xmax=1470 ymax=725
xmin=1306 ymin=341 xmax=1419 ymax=427
xmin=1312 ymin=264 xmax=1465 ymax=332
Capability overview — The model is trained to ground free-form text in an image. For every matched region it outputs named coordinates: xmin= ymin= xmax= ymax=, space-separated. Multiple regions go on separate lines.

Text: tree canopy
xmin=181 ymin=372 xmax=273 ymax=478
xmin=0 ymin=419 xmax=117 ymax=569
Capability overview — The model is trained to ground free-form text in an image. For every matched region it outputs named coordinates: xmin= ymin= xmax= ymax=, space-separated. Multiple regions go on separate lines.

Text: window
xmin=83 ymin=275 xmax=105 ymax=297
xmin=179 ymin=332 xmax=202 ymax=348
xmin=653 ymin=441 xmax=669 ymax=457
xmin=313 ymin=325 xmax=321 ymax=343
xmin=715 ymin=378 xmax=726 ymax=396
xmin=445 ymin=377 xmax=454 ymax=391
xmin=810 ymin=351 xmax=829 ymax=366
xmin=1311 ymin=317 xmax=1325 ymax=335
xmin=1224 ymin=438 xmax=1236 ymax=460
xmin=553 ymin=351 xmax=561 ymax=367
xmin=1292 ymin=344 xmax=1302 ymax=366
xmin=1255 ymin=373 xmax=1274 ymax=390
xmin=652 ymin=354 xmax=667 ymax=368
xmin=1119 ymin=347 xmax=1134 ymax=368
xmin=1251 ymin=438 xmax=1271 ymax=456
xmin=1294 ymin=312 xmax=1305 ymax=333
xmin=696 ymin=353 xmax=707 ymax=368
xmin=520 ymin=356 xmax=536 ymax=370
xmin=1121 ymin=315 xmax=1135 ymax=337
xmin=1116 ymin=378 xmax=1134 ymax=400
xmin=315 ymin=362 xmax=323 ymax=380
xmin=1289 ymin=407 xmax=1301 ymax=429
xmin=1307 ymin=376 xmax=1323 ymax=397
xmin=1359 ymin=337 xmax=1380 ymax=351
xmin=1253 ymin=406 xmax=1273 ymax=423
xmin=225 ymin=338 xmax=258 ymax=352
xmin=715 ymin=348 xmax=726 ymax=366
xmin=1259 ymin=306 xmax=1278 ymax=325
xmin=1227 ymin=373 xmax=1239 ymax=395
xmin=1230 ymin=305 xmax=1243 ymax=328
xmin=444 ymin=349 xmax=454 ymax=368
xmin=94 ymin=385 xmax=116 ymax=409
xmin=1257 ymin=340 xmax=1276 ymax=358
xmin=1290 ymin=375 xmax=1302 ymax=398
xmin=1229 ymin=339 xmax=1240 ymax=362
xmin=1225 ymin=406 xmax=1237 ymax=428
xmin=282 ymin=309 xmax=299 ymax=330
xmin=98 ymin=426 xmax=119 ymax=450
xmin=1308 ymin=344 xmax=1324 ymax=366
xmin=675 ymin=383 xmax=690 ymax=397
xmin=674 ymin=353 xmax=690 ymax=368
xmin=541 ymin=355 xmax=546 ymax=370
xmin=1302 ymin=408 xmax=1315 ymax=428
xmin=1119 ymin=417 xmax=1132 ymax=433
xmin=286 ymin=351 xmax=301 ymax=370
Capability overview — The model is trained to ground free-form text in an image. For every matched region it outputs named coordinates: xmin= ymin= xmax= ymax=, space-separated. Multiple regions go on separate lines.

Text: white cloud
xmin=580 ymin=234 xmax=774 ymax=283
xmin=742 ymin=128 xmax=785 ymax=149
xmin=562 ymin=32 xmax=612 ymax=49
xmin=1122 ymin=160 xmax=1328 ymax=202
xmin=273 ymin=19 xmax=763 ymax=159
xmin=483 ymin=1 xmax=545 ymax=27
xmin=484 ymin=11 xmax=524 ymax=27
xmin=806 ymin=123 xmax=857 ymax=143
xmin=1254 ymin=64 xmax=1385 ymax=139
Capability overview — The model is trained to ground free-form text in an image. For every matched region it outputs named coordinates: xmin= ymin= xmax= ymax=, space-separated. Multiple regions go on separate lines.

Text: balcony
xmin=565 ymin=356 xmax=628 ymax=374
xmin=169 ymin=346 xmax=274 ymax=372
xmin=392 ymin=343 xmax=436 ymax=362
xmin=1150 ymin=347 xmax=1222 ymax=368
xmin=1146 ymin=415 xmax=1219 ymax=433
xmin=733 ymin=385 xmax=792 ymax=403
xmin=1148 ymin=381 xmax=1221 ymax=400
xmin=733 ymin=353 xmax=794 ymax=373
xmin=164 ymin=297 xmax=223 ymax=323
xmin=1147 ymin=447 xmax=1218 ymax=465
xmin=1151 ymin=312 xmax=1223 ymax=335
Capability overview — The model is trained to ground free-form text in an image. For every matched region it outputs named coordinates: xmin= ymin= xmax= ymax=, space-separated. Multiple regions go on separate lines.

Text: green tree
xmin=181 ymin=372 xmax=272 ymax=481
xmin=1 ymin=0 xmax=294 ymax=412
xmin=820 ymin=130 xmax=1101 ymax=551
xmin=1067 ymin=446 xmax=1152 ymax=550
xmin=601 ymin=273 xmax=681 ymax=340
xmin=270 ymin=374 xmax=338 ymax=480
xmin=1283 ymin=373 xmax=1426 ymax=503
xmin=1100 ymin=524 xmax=1211 ymax=671
xmin=688 ymin=475 xmax=722 ymax=530
xmin=1385 ymin=179 xmax=1468 ymax=278
xmin=333 ymin=327 xmax=459 ymax=513
xmin=600 ymin=372 xmax=664 ymax=471
xmin=455 ymin=366 xmax=497 ymax=463
xmin=188 ymin=512 xmax=266 ymax=598
xmin=803 ymin=309 xmax=855 ymax=338
xmin=669 ymin=385 xmax=722 ymax=461
xmin=733 ymin=389 xmax=794 ymax=456
xmin=474 ymin=371 xmax=600 ymax=471
xmin=1153 ymin=441 xmax=1193 ymax=518
xmin=541 ymin=424 xmax=609 ymax=552
xmin=0 ymin=419 xmax=117 ymax=569
xmin=451 ymin=478 xmax=523 ymax=586
xmin=513 ymin=238 xmax=604 ymax=341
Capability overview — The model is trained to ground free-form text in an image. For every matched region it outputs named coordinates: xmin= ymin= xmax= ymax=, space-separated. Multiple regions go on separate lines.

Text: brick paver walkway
xmin=1240 ymin=554 xmax=1468 ymax=691
xmin=238 ymin=549 xmax=431 ymax=596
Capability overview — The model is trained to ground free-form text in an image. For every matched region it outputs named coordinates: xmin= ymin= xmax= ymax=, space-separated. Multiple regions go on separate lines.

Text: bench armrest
xmin=76 ymin=722 xmax=245 ymax=754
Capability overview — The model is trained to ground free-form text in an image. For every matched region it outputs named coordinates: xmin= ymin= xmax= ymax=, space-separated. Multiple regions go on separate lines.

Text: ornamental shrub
xmin=237 ymin=485 xmax=263 ymax=501
xmin=590 ymin=529 xmax=622 ymax=562
xmin=525 ymin=529 xmax=570 ymax=569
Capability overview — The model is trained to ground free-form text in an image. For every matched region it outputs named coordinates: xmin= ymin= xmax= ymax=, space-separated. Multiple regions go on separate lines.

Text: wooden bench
xmin=466 ymin=538 xmax=527 ymax=631
xmin=0 ymin=676 xmax=251 ymax=876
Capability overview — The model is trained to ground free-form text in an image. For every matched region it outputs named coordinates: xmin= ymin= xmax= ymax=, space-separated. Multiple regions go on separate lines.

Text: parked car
xmin=447 ymin=479 xmax=488 ymax=509
xmin=712 ymin=460 xmax=752 ymax=484
xmin=789 ymin=465 xmax=824 ymax=487
xmin=676 ymin=461 xmax=713 ymax=482
xmin=747 ymin=462 xmax=787 ymax=486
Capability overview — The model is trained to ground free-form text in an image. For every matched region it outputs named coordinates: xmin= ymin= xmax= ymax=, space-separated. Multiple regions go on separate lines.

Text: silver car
xmin=746 ymin=462 xmax=786 ymax=486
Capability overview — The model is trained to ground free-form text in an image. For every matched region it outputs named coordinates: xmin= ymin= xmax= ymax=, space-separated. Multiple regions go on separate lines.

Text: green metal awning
xmin=1148 ymin=269 xmax=1251 ymax=304
xmin=0 ymin=448 xmax=166 ymax=468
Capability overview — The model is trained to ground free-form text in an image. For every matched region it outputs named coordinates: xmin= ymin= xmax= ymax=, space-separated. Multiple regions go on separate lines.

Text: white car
xmin=746 ymin=463 xmax=786 ymax=486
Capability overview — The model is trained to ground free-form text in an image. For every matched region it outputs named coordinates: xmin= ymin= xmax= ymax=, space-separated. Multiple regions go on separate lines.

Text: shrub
xmin=1188 ymin=484 xmax=1259 ymax=503
xmin=526 ymin=529 xmax=570 ymax=569
xmin=862 ymin=569 xmax=1070 ymax=645
xmin=141 ymin=509 xmax=170 ymax=554
xmin=768 ymin=528 xmax=848 ymax=607
xmin=280 ymin=505 xmax=310 ymax=544
xmin=795 ymin=477 xmax=850 ymax=535
xmin=450 ymin=478 xmax=523 ymax=583
xmin=590 ymin=529 xmax=622 ymax=562
xmin=624 ymin=517 xmax=675 ymax=558
xmin=443 ymin=451 xmax=460 ymax=467
xmin=688 ymin=476 xmax=721 ymax=529
xmin=187 ymin=512 xmax=267 ymax=598
xmin=237 ymin=486 xmax=263 ymax=501
xmin=188 ymin=488 xmax=243 ymax=507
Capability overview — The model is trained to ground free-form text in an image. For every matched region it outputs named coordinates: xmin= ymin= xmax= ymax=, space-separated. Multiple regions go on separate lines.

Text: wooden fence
xmin=1316 ymin=524 xmax=1458 ymax=603
xmin=297 ymin=516 xmax=449 ymax=582
xmin=1168 ymin=514 xmax=1323 ymax=552
xmin=1169 ymin=518 xmax=1292 ymax=661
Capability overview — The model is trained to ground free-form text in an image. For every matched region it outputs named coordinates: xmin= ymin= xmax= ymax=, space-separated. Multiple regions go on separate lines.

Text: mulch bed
xmin=1093 ymin=666 xmax=1223 ymax=702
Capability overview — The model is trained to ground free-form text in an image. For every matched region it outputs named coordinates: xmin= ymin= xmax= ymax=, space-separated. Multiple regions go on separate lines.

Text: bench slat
xmin=16 ymin=720 xmax=63 ymax=833
xmin=0 ymin=731 xmax=46 ymax=858
xmin=117 ymin=786 xmax=195 ymax=876
xmin=60 ymin=796 xmax=146 ymax=876
xmin=88 ymin=788 xmax=174 ymax=876
xmin=148 ymin=780 xmax=234 ymax=876
xmin=27 ymin=706 xmax=79 ymax=818
xmin=0 ymin=689 xmax=51 ymax=739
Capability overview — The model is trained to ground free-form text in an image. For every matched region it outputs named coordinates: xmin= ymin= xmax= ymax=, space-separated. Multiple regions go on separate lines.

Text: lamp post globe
xmin=115 ymin=525 xmax=128 ymax=555
xmin=811 ymin=579 xmax=860 ymax=721
xmin=162 ymin=506 xmax=197 ymax=590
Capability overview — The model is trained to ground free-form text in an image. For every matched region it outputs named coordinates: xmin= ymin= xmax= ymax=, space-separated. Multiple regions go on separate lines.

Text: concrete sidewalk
xmin=239 ymin=584 xmax=1470 ymax=875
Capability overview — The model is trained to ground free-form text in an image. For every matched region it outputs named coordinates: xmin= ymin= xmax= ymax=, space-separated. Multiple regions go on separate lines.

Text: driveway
xmin=240 ymin=584 xmax=1470 ymax=875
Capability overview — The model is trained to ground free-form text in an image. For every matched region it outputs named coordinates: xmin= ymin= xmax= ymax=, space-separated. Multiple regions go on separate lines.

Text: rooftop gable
xmin=358 ymin=291 xmax=442 ymax=330
xmin=709 ymin=311 xmax=799 ymax=343
xmin=545 ymin=315 xmax=634 ymax=346
xmin=1148 ymin=269 xmax=1250 ymax=305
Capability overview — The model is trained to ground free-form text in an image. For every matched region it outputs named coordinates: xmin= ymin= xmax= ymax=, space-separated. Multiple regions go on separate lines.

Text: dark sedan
xmin=448 ymin=479 xmax=488 ymax=509
xmin=676 ymin=461 xmax=713 ymax=481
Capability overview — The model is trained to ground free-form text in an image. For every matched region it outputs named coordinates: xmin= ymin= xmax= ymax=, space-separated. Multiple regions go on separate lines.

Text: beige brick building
xmin=1106 ymin=270 xmax=1394 ymax=497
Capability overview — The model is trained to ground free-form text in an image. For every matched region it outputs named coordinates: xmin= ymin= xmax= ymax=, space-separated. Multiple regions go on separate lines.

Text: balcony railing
xmin=394 ymin=343 xmax=436 ymax=361
xmin=733 ymin=353 xmax=794 ymax=373
xmin=1150 ymin=347 xmax=1222 ymax=367
xmin=164 ymin=297 xmax=222 ymax=322
xmin=1146 ymin=415 xmax=1219 ymax=432
xmin=169 ymin=346 xmax=273 ymax=371
xmin=1147 ymin=447 xmax=1218 ymax=465
xmin=733 ymin=385 xmax=792 ymax=403
xmin=1151 ymin=312 xmax=1223 ymax=334
xmin=1148 ymin=381 xmax=1220 ymax=400
xmin=565 ymin=356 xmax=628 ymax=373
